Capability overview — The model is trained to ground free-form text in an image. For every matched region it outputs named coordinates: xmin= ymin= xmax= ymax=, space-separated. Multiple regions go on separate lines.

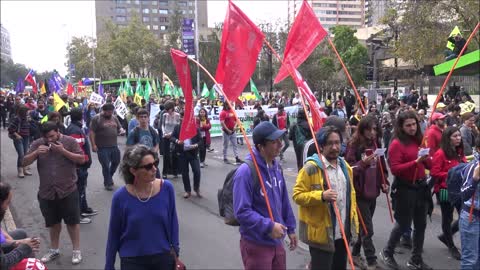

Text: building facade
xmin=1 ymin=24 xmax=12 ymax=62
xmin=95 ymin=0 xmax=208 ymax=41
xmin=310 ymin=0 xmax=370 ymax=30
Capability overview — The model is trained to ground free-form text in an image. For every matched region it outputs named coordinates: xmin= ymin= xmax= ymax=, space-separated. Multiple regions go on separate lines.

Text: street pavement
xmin=0 ymin=129 xmax=462 ymax=270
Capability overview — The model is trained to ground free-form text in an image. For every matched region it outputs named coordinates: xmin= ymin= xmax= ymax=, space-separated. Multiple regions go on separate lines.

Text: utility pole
xmin=194 ymin=0 xmax=200 ymax=96
xmin=92 ymin=38 xmax=96 ymax=91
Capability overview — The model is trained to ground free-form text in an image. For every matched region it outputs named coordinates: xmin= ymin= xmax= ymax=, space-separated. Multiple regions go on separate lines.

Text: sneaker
xmin=79 ymin=217 xmax=91 ymax=224
xmin=406 ymin=259 xmax=433 ymax=270
xmin=223 ymin=158 xmax=229 ymax=164
xmin=400 ymin=236 xmax=413 ymax=249
xmin=72 ymin=250 xmax=82 ymax=265
xmin=437 ymin=234 xmax=450 ymax=248
xmin=235 ymin=157 xmax=243 ymax=164
xmin=352 ymin=255 xmax=368 ymax=270
xmin=200 ymin=162 xmax=205 ymax=168
xmin=81 ymin=208 xmax=98 ymax=217
xmin=448 ymin=246 xmax=461 ymax=260
xmin=41 ymin=249 xmax=60 ymax=263
xmin=379 ymin=250 xmax=399 ymax=270
xmin=207 ymin=148 xmax=214 ymax=152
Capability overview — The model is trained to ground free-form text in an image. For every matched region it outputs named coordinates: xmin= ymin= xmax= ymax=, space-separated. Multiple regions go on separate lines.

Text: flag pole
xmin=187 ymin=56 xmax=276 ymax=223
xmin=264 ymin=39 xmax=358 ymax=270
xmin=326 ymin=36 xmax=394 ymax=223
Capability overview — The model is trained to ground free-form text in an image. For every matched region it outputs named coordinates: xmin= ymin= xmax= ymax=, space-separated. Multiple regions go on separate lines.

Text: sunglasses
xmin=137 ymin=160 xmax=159 ymax=171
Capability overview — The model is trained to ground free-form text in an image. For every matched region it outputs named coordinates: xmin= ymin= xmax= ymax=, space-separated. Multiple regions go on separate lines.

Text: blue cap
xmin=253 ymin=121 xmax=285 ymax=146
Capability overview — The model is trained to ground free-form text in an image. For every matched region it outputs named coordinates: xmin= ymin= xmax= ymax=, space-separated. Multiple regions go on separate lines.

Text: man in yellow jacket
xmin=293 ymin=126 xmax=359 ymax=270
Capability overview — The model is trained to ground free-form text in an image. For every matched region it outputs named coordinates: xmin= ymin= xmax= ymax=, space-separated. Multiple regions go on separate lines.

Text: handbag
xmin=159 ymin=179 xmax=186 ymax=270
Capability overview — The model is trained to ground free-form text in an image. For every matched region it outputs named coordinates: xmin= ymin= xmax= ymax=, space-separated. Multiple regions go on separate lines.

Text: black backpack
xmin=218 ymin=160 xmax=258 ymax=226
xmin=446 ymin=162 xmax=469 ymax=206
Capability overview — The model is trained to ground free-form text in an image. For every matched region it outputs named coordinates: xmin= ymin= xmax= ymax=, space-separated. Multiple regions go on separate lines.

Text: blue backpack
xmin=446 ymin=163 xmax=469 ymax=206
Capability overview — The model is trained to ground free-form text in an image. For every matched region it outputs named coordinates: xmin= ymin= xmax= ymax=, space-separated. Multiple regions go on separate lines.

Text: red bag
xmin=11 ymin=258 xmax=48 ymax=270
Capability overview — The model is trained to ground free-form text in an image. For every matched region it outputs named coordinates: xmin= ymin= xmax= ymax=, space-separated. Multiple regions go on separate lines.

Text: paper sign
xmin=89 ymin=92 xmax=104 ymax=105
xmin=149 ymin=104 xmax=160 ymax=126
xmin=374 ymin=148 xmax=386 ymax=156
xmin=418 ymin=148 xmax=430 ymax=157
xmin=114 ymin=98 xmax=127 ymax=119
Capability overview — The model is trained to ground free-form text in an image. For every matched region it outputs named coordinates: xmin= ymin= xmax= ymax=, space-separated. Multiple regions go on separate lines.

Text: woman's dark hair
xmin=120 ymin=145 xmax=158 ymax=184
xmin=136 ymin=108 xmax=149 ymax=116
xmin=198 ymin=108 xmax=209 ymax=118
xmin=440 ymin=126 xmax=464 ymax=160
xmin=297 ymin=108 xmax=307 ymax=120
xmin=164 ymin=100 xmax=175 ymax=111
xmin=102 ymin=103 xmax=115 ymax=111
xmin=41 ymin=121 xmax=60 ymax=135
xmin=393 ymin=111 xmax=423 ymax=145
xmin=17 ymin=105 xmax=29 ymax=118
xmin=461 ymin=112 xmax=474 ymax=122
xmin=48 ymin=111 xmax=61 ymax=121
xmin=348 ymin=115 xmax=382 ymax=150
xmin=70 ymin=108 xmax=83 ymax=122
xmin=0 ymin=182 xmax=12 ymax=205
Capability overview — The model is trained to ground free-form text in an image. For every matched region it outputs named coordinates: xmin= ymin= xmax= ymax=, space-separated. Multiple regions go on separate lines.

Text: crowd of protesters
xmin=0 ymin=84 xmax=479 ymax=270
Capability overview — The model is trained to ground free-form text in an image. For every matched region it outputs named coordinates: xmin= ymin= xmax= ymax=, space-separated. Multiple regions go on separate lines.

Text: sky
xmin=0 ymin=0 xmax=287 ymax=76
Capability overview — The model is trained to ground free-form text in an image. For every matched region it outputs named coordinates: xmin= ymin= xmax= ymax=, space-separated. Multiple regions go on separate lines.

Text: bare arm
xmin=22 ymin=149 xmax=40 ymax=167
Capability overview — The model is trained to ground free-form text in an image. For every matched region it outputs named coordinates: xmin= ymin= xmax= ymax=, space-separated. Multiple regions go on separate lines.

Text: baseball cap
xmin=436 ymin=102 xmax=446 ymax=109
xmin=431 ymin=112 xmax=446 ymax=122
xmin=252 ymin=121 xmax=285 ymax=146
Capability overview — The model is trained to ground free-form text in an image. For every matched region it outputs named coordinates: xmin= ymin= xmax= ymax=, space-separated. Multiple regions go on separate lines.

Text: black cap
xmin=253 ymin=121 xmax=285 ymax=146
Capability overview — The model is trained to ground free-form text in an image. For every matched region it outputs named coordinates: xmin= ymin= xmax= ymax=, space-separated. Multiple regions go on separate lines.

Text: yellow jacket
xmin=293 ymin=154 xmax=358 ymax=252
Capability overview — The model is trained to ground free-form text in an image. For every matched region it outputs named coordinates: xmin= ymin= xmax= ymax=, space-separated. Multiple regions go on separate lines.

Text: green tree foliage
xmin=66 ymin=36 xmax=93 ymax=80
xmin=0 ymin=58 xmax=29 ymax=88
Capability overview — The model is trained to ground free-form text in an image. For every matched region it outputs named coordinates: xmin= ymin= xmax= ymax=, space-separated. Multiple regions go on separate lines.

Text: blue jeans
xmin=97 ymin=146 xmax=120 ymax=187
xmin=460 ymin=210 xmax=480 ymax=270
xmin=76 ymin=167 xmax=89 ymax=212
xmin=180 ymin=152 xmax=201 ymax=193
xmin=13 ymin=136 xmax=30 ymax=167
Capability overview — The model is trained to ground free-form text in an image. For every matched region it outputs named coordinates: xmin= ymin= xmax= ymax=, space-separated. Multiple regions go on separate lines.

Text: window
xmin=159 ymin=9 xmax=168 ymax=14
xmin=143 ymin=8 xmax=150 ymax=14
xmin=313 ymin=3 xmax=336 ymax=8
xmin=159 ymin=0 xmax=168 ymax=6
xmin=116 ymin=7 xmax=127 ymax=14
xmin=152 ymin=8 xmax=157 ymax=13
xmin=160 ymin=25 xmax=167 ymax=31
xmin=159 ymin=17 xmax=168 ymax=22
xmin=146 ymin=25 xmax=151 ymax=30
xmin=134 ymin=0 xmax=140 ymax=4
xmin=151 ymin=1 xmax=157 ymax=5
xmin=338 ymin=18 xmax=361 ymax=22
xmin=178 ymin=2 xmax=187 ymax=7
xmin=153 ymin=17 xmax=159 ymax=22
xmin=153 ymin=25 xmax=159 ymax=30
xmin=188 ymin=1 xmax=193 ymax=6
xmin=341 ymin=4 xmax=359 ymax=9
xmin=143 ymin=17 xmax=150 ymax=22
xmin=116 ymin=16 xmax=127 ymax=22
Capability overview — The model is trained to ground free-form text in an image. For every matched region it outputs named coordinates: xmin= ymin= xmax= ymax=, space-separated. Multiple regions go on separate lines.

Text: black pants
xmin=385 ymin=186 xmax=428 ymax=263
xmin=0 ymin=112 xmax=7 ymax=128
xmin=162 ymin=140 xmax=178 ymax=176
xmin=440 ymin=200 xmax=461 ymax=247
xmin=309 ymin=239 xmax=347 ymax=270
xmin=294 ymin=145 xmax=304 ymax=172
xmin=76 ymin=167 xmax=89 ymax=213
xmin=199 ymin=137 xmax=207 ymax=162
xmin=120 ymin=252 xmax=175 ymax=270
xmin=352 ymin=199 xmax=377 ymax=265
xmin=180 ymin=152 xmax=201 ymax=193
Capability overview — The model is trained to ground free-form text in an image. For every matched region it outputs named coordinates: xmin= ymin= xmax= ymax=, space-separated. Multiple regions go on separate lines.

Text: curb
xmin=1 ymin=207 xmax=17 ymax=232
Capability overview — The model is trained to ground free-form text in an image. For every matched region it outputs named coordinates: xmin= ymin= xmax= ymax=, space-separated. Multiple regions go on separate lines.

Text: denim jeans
xmin=352 ymin=199 xmax=377 ymax=265
xmin=180 ymin=152 xmax=201 ymax=193
xmin=460 ymin=210 xmax=480 ymax=270
xmin=97 ymin=146 xmax=120 ymax=187
xmin=280 ymin=132 xmax=289 ymax=158
xmin=76 ymin=167 xmax=89 ymax=212
xmin=222 ymin=131 xmax=238 ymax=159
xmin=13 ymin=136 xmax=30 ymax=167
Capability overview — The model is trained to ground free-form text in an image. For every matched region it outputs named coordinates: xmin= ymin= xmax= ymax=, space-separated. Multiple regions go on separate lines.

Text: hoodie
xmin=233 ymin=149 xmax=296 ymax=246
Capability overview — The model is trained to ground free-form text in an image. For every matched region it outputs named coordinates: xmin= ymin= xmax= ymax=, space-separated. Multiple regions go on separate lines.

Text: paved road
xmin=0 ymin=129 xmax=461 ymax=270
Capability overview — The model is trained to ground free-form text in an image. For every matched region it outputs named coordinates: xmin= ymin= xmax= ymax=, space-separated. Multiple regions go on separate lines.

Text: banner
xmin=114 ymin=98 xmax=127 ymax=119
xmin=150 ymin=103 xmax=160 ymax=126
xmin=89 ymin=92 xmax=104 ymax=105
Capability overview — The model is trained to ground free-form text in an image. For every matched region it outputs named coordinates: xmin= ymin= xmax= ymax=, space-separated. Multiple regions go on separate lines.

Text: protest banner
xmin=89 ymin=92 xmax=104 ymax=105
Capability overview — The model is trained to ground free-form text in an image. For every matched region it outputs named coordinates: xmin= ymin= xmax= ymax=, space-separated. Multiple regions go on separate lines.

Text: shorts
xmin=38 ymin=190 xmax=80 ymax=227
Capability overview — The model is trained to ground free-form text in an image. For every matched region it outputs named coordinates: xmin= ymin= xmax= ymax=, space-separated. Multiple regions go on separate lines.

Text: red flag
xmin=215 ymin=0 xmax=264 ymax=102
xmin=77 ymin=80 xmax=84 ymax=92
xmin=24 ymin=69 xmax=38 ymax=94
xmin=170 ymin=49 xmax=197 ymax=141
xmin=67 ymin=83 xmax=74 ymax=95
xmin=287 ymin=62 xmax=326 ymax=131
xmin=274 ymin=0 xmax=327 ymax=84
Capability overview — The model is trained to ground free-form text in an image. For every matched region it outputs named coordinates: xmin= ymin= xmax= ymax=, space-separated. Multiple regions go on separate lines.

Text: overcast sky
xmin=1 ymin=0 xmax=287 ymax=76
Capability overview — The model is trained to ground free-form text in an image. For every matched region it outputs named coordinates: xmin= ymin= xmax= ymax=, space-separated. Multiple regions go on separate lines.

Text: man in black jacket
xmin=170 ymin=113 xmax=203 ymax=199
xmin=445 ymin=34 xmax=467 ymax=61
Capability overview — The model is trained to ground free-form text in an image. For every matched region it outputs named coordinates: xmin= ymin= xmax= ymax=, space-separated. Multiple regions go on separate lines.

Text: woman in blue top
xmin=105 ymin=145 xmax=179 ymax=270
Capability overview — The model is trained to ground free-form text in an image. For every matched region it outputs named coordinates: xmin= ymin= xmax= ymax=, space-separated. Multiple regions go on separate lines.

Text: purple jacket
xmin=233 ymin=149 xmax=296 ymax=246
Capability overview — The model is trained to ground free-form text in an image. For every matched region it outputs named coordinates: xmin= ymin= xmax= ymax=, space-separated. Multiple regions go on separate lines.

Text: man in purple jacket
xmin=233 ymin=121 xmax=297 ymax=270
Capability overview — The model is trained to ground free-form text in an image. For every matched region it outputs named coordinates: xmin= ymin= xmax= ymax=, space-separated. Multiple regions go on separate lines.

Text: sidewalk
xmin=1 ymin=207 xmax=16 ymax=232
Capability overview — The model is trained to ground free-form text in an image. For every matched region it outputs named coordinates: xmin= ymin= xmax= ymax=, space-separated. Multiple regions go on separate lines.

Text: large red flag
xmin=170 ymin=49 xmax=197 ymax=141
xmin=274 ymin=0 xmax=327 ymax=84
xmin=66 ymin=83 xmax=74 ymax=95
xmin=215 ymin=0 xmax=264 ymax=102
xmin=287 ymin=62 xmax=326 ymax=131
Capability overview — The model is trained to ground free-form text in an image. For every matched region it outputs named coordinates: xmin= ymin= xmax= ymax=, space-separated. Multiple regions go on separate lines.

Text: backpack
xmin=294 ymin=125 xmax=307 ymax=147
xmin=132 ymin=126 xmax=157 ymax=145
xmin=446 ymin=163 xmax=469 ymax=206
xmin=218 ymin=160 xmax=259 ymax=226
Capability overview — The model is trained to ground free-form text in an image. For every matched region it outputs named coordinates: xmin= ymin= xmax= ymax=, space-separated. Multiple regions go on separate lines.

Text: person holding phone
xmin=345 ymin=115 xmax=389 ymax=270
xmin=380 ymin=111 xmax=433 ymax=270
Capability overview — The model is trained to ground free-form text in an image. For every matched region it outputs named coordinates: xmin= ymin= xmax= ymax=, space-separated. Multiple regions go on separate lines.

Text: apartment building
xmin=1 ymin=24 xmax=12 ymax=62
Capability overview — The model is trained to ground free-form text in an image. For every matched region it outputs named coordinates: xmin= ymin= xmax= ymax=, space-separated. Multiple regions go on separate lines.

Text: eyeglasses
xmin=137 ymin=160 xmax=159 ymax=171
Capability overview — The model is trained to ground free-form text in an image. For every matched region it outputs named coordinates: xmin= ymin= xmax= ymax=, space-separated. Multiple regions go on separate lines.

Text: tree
xmin=66 ymin=36 xmax=93 ymax=80
xmin=0 ymin=58 xmax=29 ymax=88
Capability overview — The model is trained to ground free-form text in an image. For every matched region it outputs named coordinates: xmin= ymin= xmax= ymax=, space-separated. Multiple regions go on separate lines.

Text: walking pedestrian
xmin=220 ymin=103 xmax=242 ymax=164
xmin=22 ymin=121 xmax=86 ymax=265
xmin=0 ymin=94 xmax=8 ymax=129
xmin=272 ymin=104 xmax=290 ymax=161
xmin=8 ymin=105 xmax=33 ymax=178
xmin=105 ymin=145 xmax=179 ymax=270
xmin=196 ymin=108 xmax=212 ymax=168
xmin=89 ymin=103 xmax=124 ymax=191
xmin=161 ymin=101 xmax=181 ymax=178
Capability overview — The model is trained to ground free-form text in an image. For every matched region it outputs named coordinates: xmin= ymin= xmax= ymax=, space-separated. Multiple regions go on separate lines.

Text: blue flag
xmin=15 ymin=77 xmax=25 ymax=94
xmin=98 ymin=81 xmax=104 ymax=97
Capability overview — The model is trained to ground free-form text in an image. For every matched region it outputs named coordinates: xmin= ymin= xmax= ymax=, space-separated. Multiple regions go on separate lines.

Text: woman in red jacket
xmin=196 ymin=108 xmax=211 ymax=168
xmin=431 ymin=126 xmax=466 ymax=260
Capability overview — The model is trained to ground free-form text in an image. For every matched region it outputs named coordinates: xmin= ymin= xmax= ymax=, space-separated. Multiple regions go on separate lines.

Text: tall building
xmin=287 ymin=0 xmax=303 ymax=27
xmin=95 ymin=0 xmax=208 ymax=40
xmin=1 ymin=24 xmax=12 ymax=62
xmin=309 ymin=0 xmax=370 ymax=31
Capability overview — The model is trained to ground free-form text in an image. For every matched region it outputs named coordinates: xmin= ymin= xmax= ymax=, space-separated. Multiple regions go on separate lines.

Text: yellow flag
xmin=134 ymin=92 xmax=142 ymax=106
xmin=162 ymin=73 xmax=174 ymax=87
xmin=447 ymin=26 xmax=461 ymax=50
xmin=40 ymin=115 xmax=49 ymax=124
xmin=40 ymin=83 xmax=46 ymax=95
xmin=53 ymin=93 xmax=66 ymax=112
